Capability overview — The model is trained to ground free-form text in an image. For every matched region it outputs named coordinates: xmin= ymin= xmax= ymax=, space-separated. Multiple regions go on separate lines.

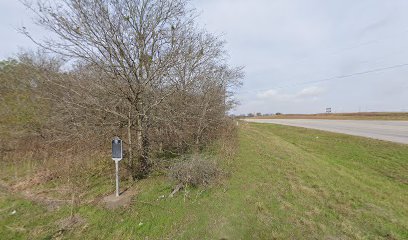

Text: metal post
xmin=115 ymin=160 xmax=120 ymax=197
xmin=112 ymin=136 xmax=122 ymax=197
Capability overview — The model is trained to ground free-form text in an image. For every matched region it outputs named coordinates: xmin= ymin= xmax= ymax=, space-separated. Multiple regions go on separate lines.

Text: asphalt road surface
xmin=245 ymin=119 xmax=408 ymax=144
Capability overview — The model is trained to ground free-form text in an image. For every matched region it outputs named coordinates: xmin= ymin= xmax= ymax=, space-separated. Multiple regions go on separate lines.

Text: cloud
xmin=297 ymin=86 xmax=326 ymax=98
xmin=2 ymin=0 xmax=408 ymax=114
xmin=194 ymin=0 xmax=408 ymax=114
xmin=257 ymin=86 xmax=325 ymax=102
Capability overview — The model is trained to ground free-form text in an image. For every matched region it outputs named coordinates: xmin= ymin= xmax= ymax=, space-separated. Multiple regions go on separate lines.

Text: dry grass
xmin=252 ymin=112 xmax=408 ymax=120
xmin=168 ymin=155 xmax=220 ymax=188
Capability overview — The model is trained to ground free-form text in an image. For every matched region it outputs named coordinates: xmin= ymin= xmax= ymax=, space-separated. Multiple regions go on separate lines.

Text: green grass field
xmin=1 ymin=123 xmax=407 ymax=239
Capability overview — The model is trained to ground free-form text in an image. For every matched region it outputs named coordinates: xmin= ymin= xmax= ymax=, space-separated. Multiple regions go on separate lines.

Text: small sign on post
xmin=112 ymin=137 xmax=123 ymax=197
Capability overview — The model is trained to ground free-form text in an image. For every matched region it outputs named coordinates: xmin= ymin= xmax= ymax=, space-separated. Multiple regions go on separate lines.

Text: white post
xmin=115 ymin=160 xmax=120 ymax=197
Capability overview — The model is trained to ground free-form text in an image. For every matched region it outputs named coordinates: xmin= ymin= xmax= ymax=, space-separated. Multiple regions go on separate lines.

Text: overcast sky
xmin=1 ymin=0 xmax=408 ymax=114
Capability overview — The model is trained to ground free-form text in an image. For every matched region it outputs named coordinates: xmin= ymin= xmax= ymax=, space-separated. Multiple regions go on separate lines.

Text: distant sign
xmin=112 ymin=137 xmax=123 ymax=161
xmin=326 ymin=108 xmax=332 ymax=114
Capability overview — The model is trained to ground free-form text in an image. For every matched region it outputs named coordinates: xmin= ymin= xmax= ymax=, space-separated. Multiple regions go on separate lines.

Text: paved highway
xmin=245 ymin=119 xmax=408 ymax=144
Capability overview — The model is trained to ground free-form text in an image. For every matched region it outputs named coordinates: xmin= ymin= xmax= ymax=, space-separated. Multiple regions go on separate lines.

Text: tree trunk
xmin=140 ymin=123 xmax=150 ymax=176
xmin=127 ymin=106 xmax=134 ymax=181
xmin=134 ymin=112 xmax=150 ymax=179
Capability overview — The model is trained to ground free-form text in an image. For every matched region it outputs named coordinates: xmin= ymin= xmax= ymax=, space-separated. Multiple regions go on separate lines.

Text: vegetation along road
xmin=245 ymin=119 xmax=408 ymax=144
xmin=1 ymin=123 xmax=407 ymax=239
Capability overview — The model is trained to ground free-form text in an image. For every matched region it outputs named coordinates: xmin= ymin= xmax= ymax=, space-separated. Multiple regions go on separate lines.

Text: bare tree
xmin=22 ymin=0 xmax=242 ymax=179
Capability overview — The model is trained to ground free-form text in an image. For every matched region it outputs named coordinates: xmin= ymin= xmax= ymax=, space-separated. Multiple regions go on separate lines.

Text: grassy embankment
xmin=1 ymin=123 xmax=407 ymax=239
xmin=254 ymin=112 xmax=408 ymax=121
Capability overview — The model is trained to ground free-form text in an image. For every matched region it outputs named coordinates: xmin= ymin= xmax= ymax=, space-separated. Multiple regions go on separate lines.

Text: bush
xmin=168 ymin=156 xmax=219 ymax=187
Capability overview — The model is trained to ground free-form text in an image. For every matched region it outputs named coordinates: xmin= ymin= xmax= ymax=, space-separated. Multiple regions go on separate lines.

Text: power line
xmin=296 ymin=63 xmax=408 ymax=86
xmin=240 ymin=62 xmax=408 ymax=94
xmin=268 ymin=29 xmax=408 ymax=73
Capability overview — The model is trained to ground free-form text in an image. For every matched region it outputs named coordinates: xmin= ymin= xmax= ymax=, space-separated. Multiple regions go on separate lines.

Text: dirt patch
xmin=12 ymin=170 xmax=59 ymax=191
xmin=101 ymin=188 xmax=138 ymax=209
xmin=51 ymin=215 xmax=87 ymax=239
xmin=20 ymin=189 xmax=69 ymax=211
xmin=57 ymin=215 xmax=86 ymax=230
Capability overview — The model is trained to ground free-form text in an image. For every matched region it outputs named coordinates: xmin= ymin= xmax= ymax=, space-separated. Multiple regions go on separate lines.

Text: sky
xmin=1 ymin=0 xmax=408 ymax=114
